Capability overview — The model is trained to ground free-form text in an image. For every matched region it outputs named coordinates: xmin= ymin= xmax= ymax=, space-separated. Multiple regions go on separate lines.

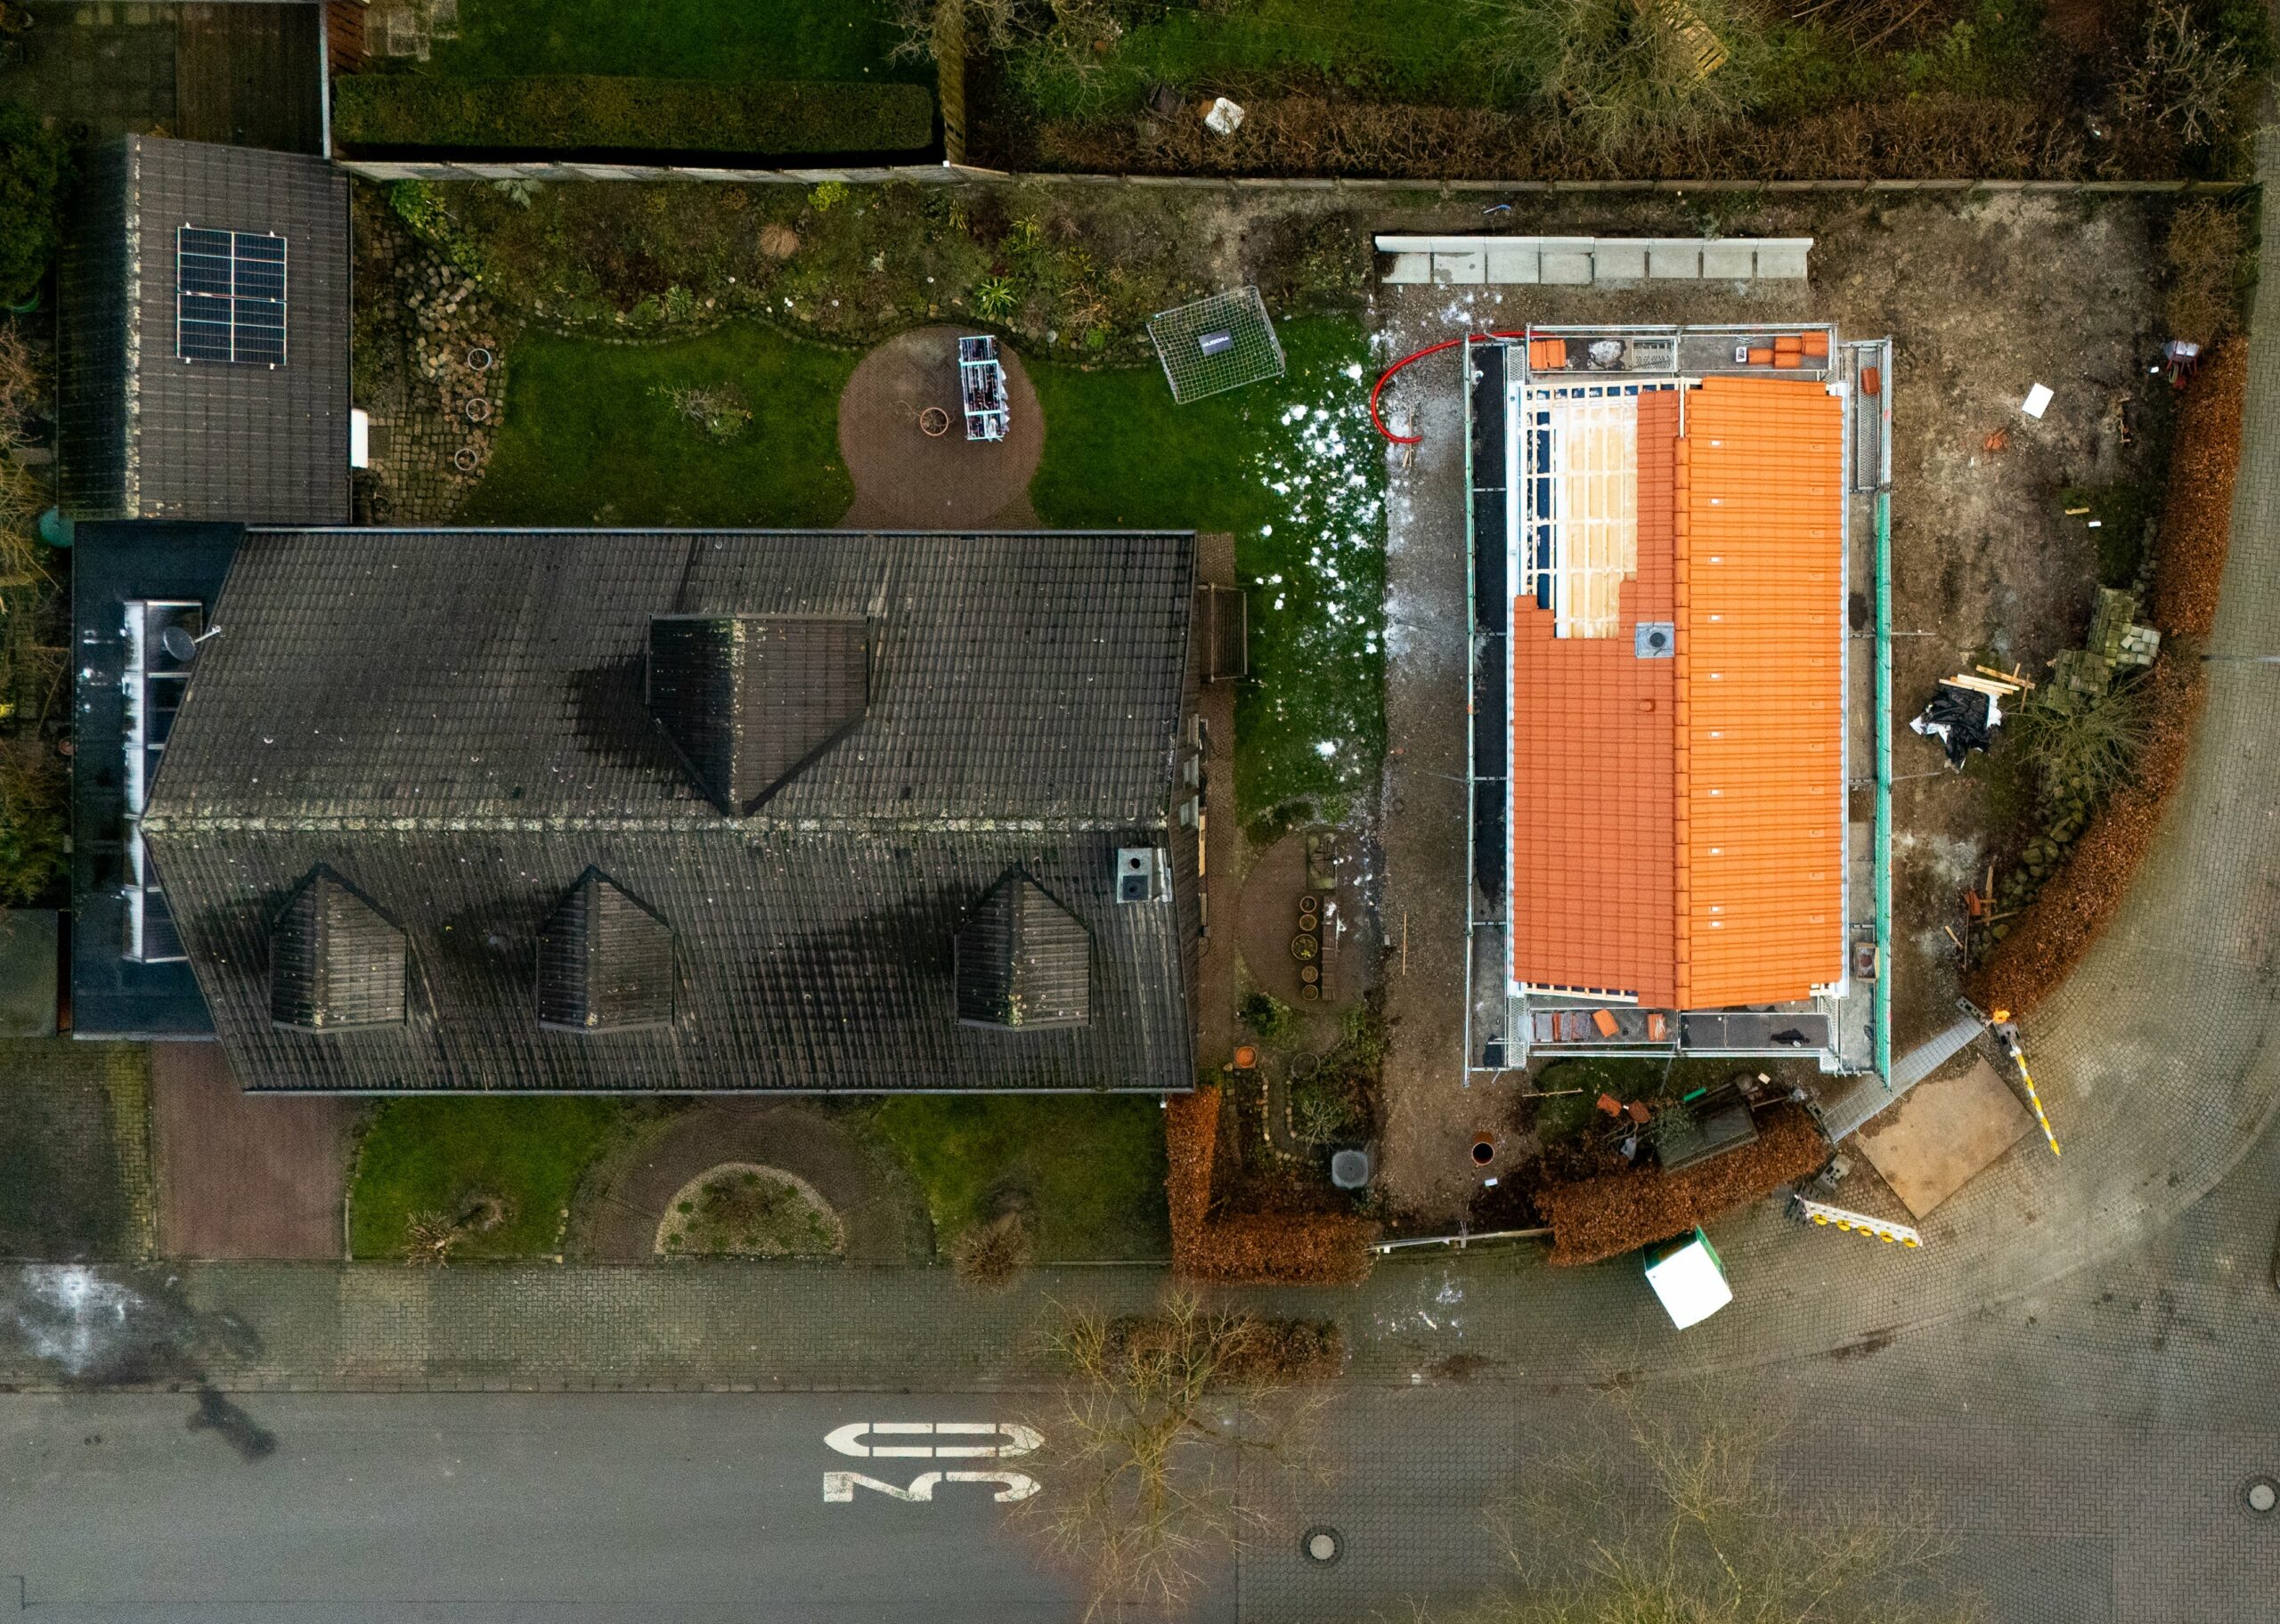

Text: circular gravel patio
xmin=836 ymin=325 xmax=1042 ymax=530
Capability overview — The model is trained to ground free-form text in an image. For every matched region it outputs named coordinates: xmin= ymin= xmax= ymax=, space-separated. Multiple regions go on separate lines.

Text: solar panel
xmin=175 ymin=225 xmax=289 ymax=366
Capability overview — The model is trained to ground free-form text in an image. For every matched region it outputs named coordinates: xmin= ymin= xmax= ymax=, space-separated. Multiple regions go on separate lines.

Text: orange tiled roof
xmin=1510 ymin=376 xmax=1844 ymax=1010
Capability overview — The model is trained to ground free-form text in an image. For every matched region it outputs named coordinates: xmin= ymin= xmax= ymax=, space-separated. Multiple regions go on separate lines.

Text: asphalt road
xmin=0 ymin=1393 xmax=1115 ymax=1623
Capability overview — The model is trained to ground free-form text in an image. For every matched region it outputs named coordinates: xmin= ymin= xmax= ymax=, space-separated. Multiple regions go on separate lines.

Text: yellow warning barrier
xmin=1793 ymin=1197 xmax=1923 ymax=1248
xmin=1989 ymin=1010 xmax=2062 ymax=1157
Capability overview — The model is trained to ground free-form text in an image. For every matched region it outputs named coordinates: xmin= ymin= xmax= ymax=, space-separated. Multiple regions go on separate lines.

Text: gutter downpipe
xmin=317 ymin=4 xmax=335 ymax=159
xmin=1874 ymin=488 xmax=1893 ymax=1087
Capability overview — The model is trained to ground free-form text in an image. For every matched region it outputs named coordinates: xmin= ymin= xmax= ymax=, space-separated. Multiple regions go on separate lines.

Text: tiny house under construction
xmin=1463 ymin=325 xmax=1895 ymax=1080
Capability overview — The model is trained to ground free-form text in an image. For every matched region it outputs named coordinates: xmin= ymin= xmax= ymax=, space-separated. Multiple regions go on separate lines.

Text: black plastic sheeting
xmin=1470 ymin=343 xmax=1507 ymax=632
xmin=1473 ymin=630 xmax=1507 ymax=908
xmin=1910 ymin=684 xmax=2000 ymax=766
xmin=1470 ymin=343 xmax=1510 ymax=908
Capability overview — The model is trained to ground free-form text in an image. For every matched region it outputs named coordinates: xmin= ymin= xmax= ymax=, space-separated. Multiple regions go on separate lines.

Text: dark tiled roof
xmin=57 ymin=136 xmax=350 ymax=524
xmin=647 ymin=614 xmax=869 ymax=814
xmin=150 ymin=530 xmax=1191 ymax=825
xmin=142 ymin=528 xmax=1198 ymax=1092
xmin=957 ymin=872 xmax=1091 ymax=1029
xmin=268 ymin=867 xmax=407 ymax=1031
xmin=147 ymin=825 xmax=1186 ymax=1092
xmin=538 ymin=869 xmax=675 ymax=1033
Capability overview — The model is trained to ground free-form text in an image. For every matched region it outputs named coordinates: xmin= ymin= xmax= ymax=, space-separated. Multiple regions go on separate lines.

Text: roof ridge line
xmin=141 ymin=813 xmax=1173 ymax=835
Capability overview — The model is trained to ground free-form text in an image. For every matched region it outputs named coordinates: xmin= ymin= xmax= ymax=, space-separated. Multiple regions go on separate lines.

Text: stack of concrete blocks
xmin=1374 ymin=236 xmax=1813 ymax=287
xmin=2042 ymin=587 xmax=2162 ymax=711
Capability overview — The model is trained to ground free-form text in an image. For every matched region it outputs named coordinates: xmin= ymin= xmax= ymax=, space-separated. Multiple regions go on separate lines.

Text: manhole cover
xmin=1301 ymin=1524 xmax=1342 ymax=1563
xmin=2250 ymin=1477 xmax=2278 ymax=1514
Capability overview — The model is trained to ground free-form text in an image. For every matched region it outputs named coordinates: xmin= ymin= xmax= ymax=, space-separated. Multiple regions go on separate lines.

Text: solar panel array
xmin=176 ymin=225 xmax=287 ymax=367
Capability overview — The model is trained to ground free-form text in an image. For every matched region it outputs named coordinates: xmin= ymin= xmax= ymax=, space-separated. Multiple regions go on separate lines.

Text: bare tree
xmin=1014 ymin=1292 xmax=1333 ymax=1621
xmin=1476 ymin=0 xmax=1770 ymax=161
xmin=886 ymin=0 xmax=1121 ymax=77
xmin=1452 ymin=1388 xmax=1984 ymax=1624
xmin=2112 ymin=0 xmax=2250 ymax=151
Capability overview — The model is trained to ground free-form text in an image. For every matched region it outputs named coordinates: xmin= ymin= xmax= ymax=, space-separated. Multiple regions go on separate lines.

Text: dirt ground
xmin=151 ymin=1043 xmax=356 ymax=1260
xmin=1363 ymin=191 xmax=2165 ymax=1222
xmin=1236 ymin=829 xmax=1369 ymax=1014
xmin=837 ymin=324 xmax=1043 ymax=529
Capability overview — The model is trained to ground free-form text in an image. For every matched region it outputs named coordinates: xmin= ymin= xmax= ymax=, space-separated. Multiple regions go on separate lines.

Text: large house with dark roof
xmin=137 ymin=528 xmax=1204 ymax=1092
xmin=61 ymin=137 xmax=1216 ymax=1094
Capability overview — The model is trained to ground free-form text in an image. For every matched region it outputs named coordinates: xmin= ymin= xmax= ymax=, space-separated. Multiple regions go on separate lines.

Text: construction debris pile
xmin=1910 ymin=668 xmax=2021 ymax=766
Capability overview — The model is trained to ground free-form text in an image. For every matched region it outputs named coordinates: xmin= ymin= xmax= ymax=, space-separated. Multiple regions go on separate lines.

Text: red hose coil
xmin=1368 ymin=330 xmax=1531 ymax=445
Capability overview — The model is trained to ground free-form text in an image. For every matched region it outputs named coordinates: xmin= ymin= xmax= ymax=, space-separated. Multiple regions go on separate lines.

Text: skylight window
xmin=176 ymin=225 xmax=288 ymax=367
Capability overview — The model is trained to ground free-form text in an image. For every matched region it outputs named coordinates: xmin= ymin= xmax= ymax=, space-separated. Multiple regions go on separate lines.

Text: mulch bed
xmin=1970 ymin=344 xmax=2243 ymax=1018
xmin=2151 ymin=338 xmax=2247 ymax=639
xmin=1020 ymin=93 xmax=2094 ymax=183
xmin=1536 ymin=1103 xmax=1830 ymax=1268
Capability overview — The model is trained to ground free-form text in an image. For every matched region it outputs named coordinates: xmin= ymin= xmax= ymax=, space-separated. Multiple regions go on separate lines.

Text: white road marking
xmin=824 ymin=1470 xmax=1041 ymax=1504
xmin=824 ymin=1422 xmax=1043 ymax=1460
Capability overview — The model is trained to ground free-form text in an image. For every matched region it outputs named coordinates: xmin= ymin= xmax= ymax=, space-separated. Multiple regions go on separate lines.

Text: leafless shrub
xmin=1013 ymin=1291 xmax=1331 ymax=1621
xmin=949 ymin=1209 xmax=1036 ymax=1291
xmin=401 ymin=1190 xmax=513 ymax=1265
xmin=1477 ymin=0 xmax=1769 ymax=158
xmin=1450 ymin=1387 xmax=1985 ymax=1624
xmin=403 ymin=1209 xmax=461 ymax=1266
xmin=0 ymin=325 xmax=38 ymax=439
xmin=1788 ymin=0 xmax=1953 ymax=50
xmin=654 ymin=382 xmax=753 ymax=441
xmin=2162 ymin=198 xmax=2250 ymax=346
xmin=2112 ymin=0 xmax=2249 ymax=150
xmin=2013 ymin=681 xmax=2151 ymax=807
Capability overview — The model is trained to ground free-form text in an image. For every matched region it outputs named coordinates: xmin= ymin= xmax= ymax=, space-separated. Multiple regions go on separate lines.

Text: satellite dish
xmin=159 ymin=626 xmax=199 ymax=662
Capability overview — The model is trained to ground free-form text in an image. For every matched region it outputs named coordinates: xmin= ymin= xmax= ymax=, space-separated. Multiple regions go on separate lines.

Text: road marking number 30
xmin=823 ymin=1422 xmax=1042 ymax=1504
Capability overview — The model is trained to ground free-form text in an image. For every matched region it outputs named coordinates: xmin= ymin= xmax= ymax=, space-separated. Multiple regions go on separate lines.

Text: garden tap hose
xmin=1368 ymin=331 xmax=1531 ymax=446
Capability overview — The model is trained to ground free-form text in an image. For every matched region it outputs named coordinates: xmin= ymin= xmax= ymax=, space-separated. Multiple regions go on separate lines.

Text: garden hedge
xmin=335 ymin=75 xmax=933 ymax=157
xmin=1536 ymin=1104 xmax=1830 ymax=1267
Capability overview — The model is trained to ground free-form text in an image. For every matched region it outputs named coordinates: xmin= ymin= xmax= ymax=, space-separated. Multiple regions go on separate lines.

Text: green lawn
xmin=412 ymin=0 xmax=923 ymax=85
xmin=348 ymin=1098 xmax=623 ymax=1260
xmin=1013 ymin=0 xmax=1509 ymax=119
xmin=874 ymin=1095 xmax=1169 ymax=1261
xmin=464 ymin=323 xmax=857 ymax=526
xmin=1030 ymin=316 xmax=1386 ymax=823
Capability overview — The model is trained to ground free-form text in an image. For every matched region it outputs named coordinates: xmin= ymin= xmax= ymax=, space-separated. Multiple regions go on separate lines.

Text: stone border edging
xmin=338 ymin=157 xmax=2247 ymax=197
